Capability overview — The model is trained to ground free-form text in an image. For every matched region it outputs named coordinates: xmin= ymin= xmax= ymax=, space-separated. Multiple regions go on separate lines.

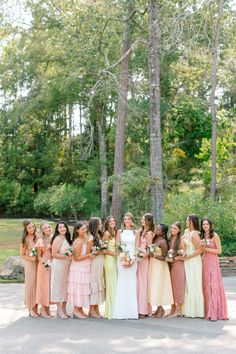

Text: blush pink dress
xmin=35 ymin=238 xmax=52 ymax=307
xmin=137 ymin=233 xmax=149 ymax=315
xmin=68 ymin=243 xmax=91 ymax=308
xmin=202 ymin=236 xmax=228 ymax=321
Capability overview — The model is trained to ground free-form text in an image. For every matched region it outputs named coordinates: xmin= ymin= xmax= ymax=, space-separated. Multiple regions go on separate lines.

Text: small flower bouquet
xmin=91 ymin=245 xmax=100 ymax=255
xmin=136 ymin=248 xmax=147 ymax=262
xmin=177 ymin=249 xmax=186 ymax=257
xmin=42 ymin=259 xmax=51 ymax=269
xmin=29 ymin=247 xmax=37 ymax=257
xmin=167 ymin=248 xmax=175 ymax=259
xmin=120 ymin=251 xmax=136 ymax=268
xmin=118 ymin=241 xmax=127 ymax=252
xmin=64 ymin=246 xmax=74 ymax=257
xmin=147 ymin=243 xmax=157 ymax=255
xmin=199 ymin=239 xmax=211 ymax=247
xmin=99 ymin=239 xmax=109 ymax=250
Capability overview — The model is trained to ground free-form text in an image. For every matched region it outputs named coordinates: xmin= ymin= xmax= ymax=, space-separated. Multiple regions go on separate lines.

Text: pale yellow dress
xmin=148 ymin=247 xmax=173 ymax=306
xmin=182 ymin=230 xmax=204 ymax=318
xmin=50 ymin=238 xmax=71 ymax=302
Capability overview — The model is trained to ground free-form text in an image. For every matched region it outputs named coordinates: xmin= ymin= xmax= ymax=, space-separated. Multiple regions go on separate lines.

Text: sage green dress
xmin=104 ymin=237 xmax=117 ymax=319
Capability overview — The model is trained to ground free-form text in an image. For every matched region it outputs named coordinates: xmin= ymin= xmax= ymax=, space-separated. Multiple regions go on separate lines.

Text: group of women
xmin=20 ymin=212 xmax=228 ymax=322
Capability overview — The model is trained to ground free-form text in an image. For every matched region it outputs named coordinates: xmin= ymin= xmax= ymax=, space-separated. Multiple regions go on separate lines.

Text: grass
xmin=0 ymin=219 xmax=57 ymax=266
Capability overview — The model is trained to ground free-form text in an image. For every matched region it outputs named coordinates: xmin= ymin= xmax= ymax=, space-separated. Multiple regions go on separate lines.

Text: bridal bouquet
xmin=120 ymin=251 xmax=136 ymax=268
xmin=29 ymin=247 xmax=37 ymax=257
xmin=64 ymin=246 xmax=74 ymax=257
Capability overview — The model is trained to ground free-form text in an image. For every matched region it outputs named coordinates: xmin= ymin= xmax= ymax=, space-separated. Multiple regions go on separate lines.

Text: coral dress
xmin=68 ymin=243 xmax=91 ymax=308
xmin=148 ymin=247 xmax=173 ymax=306
xmin=24 ymin=240 xmax=38 ymax=309
xmin=104 ymin=237 xmax=117 ymax=319
xmin=182 ymin=231 xmax=204 ymax=317
xmin=169 ymin=239 xmax=185 ymax=305
xmin=35 ymin=238 xmax=52 ymax=307
xmin=113 ymin=229 xmax=138 ymax=319
xmin=89 ymin=235 xmax=105 ymax=306
xmin=202 ymin=236 xmax=228 ymax=320
xmin=50 ymin=238 xmax=71 ymax=302
xmin=137 ymin=233 xmax=149 ymax=315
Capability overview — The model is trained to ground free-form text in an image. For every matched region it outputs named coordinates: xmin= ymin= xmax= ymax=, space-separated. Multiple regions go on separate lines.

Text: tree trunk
xmin=67 ymin=103 xmax=73 ymax=159
xmin=210 ymin=0 xmax=224 ymax=203
xmin=111 ymin=3 xmax=133 ymax=224
xmin=148 ymin=0 xmax=164 ymax=222
xmin=97 ymin=103 xmax=108 ymax=220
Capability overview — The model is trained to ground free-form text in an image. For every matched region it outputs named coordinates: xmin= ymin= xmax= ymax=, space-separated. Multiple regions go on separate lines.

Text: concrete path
xmin=0 ymin=277 xmax=236 ymax=354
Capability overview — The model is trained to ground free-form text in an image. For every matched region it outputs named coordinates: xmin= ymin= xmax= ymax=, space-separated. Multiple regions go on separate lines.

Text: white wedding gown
xmin=113 ymin=229 xmax=138 ymax=319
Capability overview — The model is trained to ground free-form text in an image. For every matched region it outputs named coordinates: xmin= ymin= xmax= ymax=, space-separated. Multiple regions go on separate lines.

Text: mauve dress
xmin=137 ymin=233 xmax=149 ymax=315
xmin=35 ymin=238 xmax=52 ymax=307
xmin=202 ymin=236 xmax=228 ymax=320
xmin=169 ymin=239 xmax=185 ymax=305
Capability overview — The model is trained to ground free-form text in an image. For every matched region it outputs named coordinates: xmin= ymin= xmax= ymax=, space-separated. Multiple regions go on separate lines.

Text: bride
xmin=113 ymin=212 xmax=138 ymax=319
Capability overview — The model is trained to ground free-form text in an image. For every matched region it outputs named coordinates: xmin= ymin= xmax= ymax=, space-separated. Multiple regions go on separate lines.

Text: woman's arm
xmin=115 ymin=230 xmax=121 ymax=253
xmin=73 ymin=241 xmax=92 ymax=261
xmin=135 ymin=229 xmax=141 ymax=249
xmin=51 ymin=237 xmax=67 ymax=260
xmin=202 ymin=234 xmax=222 ymax=255
xmin=102 ymin=231 xmax=117 ymax=256
xmin=20 ymin=244 xmax=36 ymax=262
xmin=185 ymin=232 xmax=202 ymax=260
xmin=154 ymin=239 xmax=168 ymax=261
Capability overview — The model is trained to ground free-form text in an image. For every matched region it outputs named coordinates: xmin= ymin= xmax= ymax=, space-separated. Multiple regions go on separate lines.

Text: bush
xmin=0 ymin=180 xmax=21 ymax=214
xmin=164 ymin=186 xmax=236 ymax=256
xmin=34 ymin=184 xmax=86 ymax=219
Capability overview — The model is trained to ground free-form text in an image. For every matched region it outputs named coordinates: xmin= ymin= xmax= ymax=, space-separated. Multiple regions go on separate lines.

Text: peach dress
xmin=35 ymin=238 xmax=52 ymax=307
xmin=50 ymin=238 xmax=71 ymax=302
xmin=169 ymin=238 xmax=185 ymax=304
xmin=23 ymin=238 xmax=38 ymax=309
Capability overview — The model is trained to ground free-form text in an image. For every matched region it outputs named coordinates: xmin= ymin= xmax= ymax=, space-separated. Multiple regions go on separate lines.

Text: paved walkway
xmin=0 ymin=277 xmax=236 ymax=353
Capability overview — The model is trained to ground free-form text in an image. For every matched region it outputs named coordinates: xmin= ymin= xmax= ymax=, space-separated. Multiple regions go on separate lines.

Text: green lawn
xmin=0 ymin=219 xmax=57 ymax=266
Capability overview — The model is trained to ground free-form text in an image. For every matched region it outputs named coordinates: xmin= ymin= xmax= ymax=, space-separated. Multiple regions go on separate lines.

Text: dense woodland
xmin=0 ymin=1 xmax=235 ymax=254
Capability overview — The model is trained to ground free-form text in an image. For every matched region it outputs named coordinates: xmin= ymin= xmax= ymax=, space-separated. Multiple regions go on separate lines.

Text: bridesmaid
xmin=113 ymin=212 xmax=138 ymax=319
xmin=136 ymin=213 xmax=154 ymax=317
xmin=35 ymin=222 xmax=53 ymax=318
xmin=20 ymin=220 xmax=39 ymax=317
xmin=166 ymin=221 xmax=185 ymax=317
xmin=182 ymin=214 xmax=204 ymax=318
xmin=50 ymin=221 xmax=72 ymax=319
xmin=68 ymin=221 xmax=93 ymax=319
xmin=103 ymin=216 xmax=118 ymax=319
xmin=148 ymin=224 xmax=173 ymax=318
xmin=88 ymin=217 xmax=105 ymax=318
xmin=200 ymin=218 xmax=228 ymax=321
